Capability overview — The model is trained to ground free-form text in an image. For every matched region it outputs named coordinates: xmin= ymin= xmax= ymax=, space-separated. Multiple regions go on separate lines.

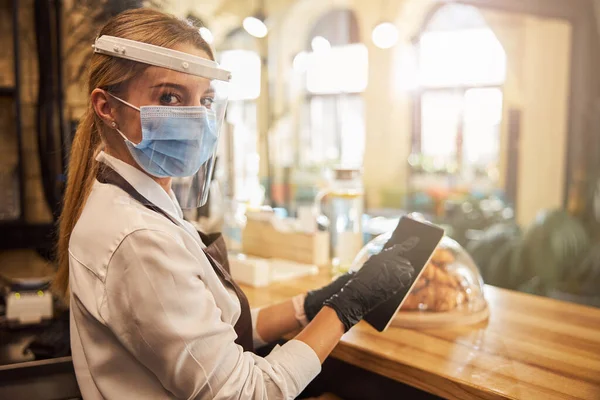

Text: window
xmin=411 ymin=4 xmax=506 ymax=199
xmin=305 ymin=44 xmax=368 ymax=94
xmin=296 ymin=10 xmax=367 ymax=170
xmin=218 ymin=48 xmax=261 ymax=201
xmin=219 ymin=50 xmax=261 ymax=101
xmin=300 ymin=93 xmax=365 ymax=166
xmin=419 ymin=29 xmax=506 ymax=87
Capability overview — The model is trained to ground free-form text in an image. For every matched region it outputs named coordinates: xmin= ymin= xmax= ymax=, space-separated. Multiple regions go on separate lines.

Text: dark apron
xmin=96 ymin=165 xmax=254 ymax=352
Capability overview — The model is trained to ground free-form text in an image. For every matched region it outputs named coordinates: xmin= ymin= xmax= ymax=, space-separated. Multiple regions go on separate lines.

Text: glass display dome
xmin=350 ymin=217 xmax=489 ymax=328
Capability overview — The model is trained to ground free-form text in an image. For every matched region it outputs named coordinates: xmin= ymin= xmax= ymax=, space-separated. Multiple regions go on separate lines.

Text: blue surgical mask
xmin=108 ymin=93 xmax=218 ymax=178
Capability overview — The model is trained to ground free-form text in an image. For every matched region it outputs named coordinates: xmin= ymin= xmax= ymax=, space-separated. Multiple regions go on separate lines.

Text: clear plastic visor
xmin=94 ymin=35 xmax=230 ymax=209
xmin=108 ymin=69 xmax=230 ymax=210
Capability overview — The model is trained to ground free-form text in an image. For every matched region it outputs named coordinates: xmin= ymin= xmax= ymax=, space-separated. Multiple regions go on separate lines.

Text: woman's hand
xmin=295 ymin=245 xmax=414 ymax=362
xmin=255 ymin=272 xmax=356 ymax=343
xmin=256 ymin=245 xmax=414 ymax=363
xmin=322 ymin=245 xmax=415 ymax=331
xmin=304 ymin=271 xmax=355 ymax=322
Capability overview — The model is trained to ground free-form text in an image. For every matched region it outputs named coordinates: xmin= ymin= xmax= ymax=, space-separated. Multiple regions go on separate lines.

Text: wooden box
xmin=242 ymin=219 xmax=330 ymax=267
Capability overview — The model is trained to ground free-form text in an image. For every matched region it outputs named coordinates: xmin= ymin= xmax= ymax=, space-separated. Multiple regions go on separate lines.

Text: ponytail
xmin=53 ymin=107 xmax=101 ymax=301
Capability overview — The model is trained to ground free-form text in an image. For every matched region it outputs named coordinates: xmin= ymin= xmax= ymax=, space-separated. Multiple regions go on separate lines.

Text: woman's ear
xmin=91 ymin=88 xmax=117 ymax=128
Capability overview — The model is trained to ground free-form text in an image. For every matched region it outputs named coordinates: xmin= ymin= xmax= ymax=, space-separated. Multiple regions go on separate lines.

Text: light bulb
xmin=311 ymin=36 xmax=331 ymax=53
xmin=199 ymin=27 xmax=214 ymax=44
xmin=293 ymin=52 xmax=308 ymax=73
xmin=243 ymin=16 xmax=268 ymax=38
xmin=372 ymin=22 xmax=399 ymax=49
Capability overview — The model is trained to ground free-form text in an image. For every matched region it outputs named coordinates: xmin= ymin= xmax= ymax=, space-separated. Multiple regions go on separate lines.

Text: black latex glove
xmin=323 ymin=245 xmax=414 ymax=331
xmin=304 ymin=271 xmax=355 ymax=321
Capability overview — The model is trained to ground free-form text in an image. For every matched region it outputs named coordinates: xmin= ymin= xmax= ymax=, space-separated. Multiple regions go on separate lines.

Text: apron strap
xmin=96 ymin=164 xmax=254 ymax=352
xmin=97 ymin=165 xmax=180 ymax=225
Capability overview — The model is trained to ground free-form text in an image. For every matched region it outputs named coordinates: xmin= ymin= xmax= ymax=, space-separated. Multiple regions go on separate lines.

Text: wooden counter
xmin=240 ymin=271 xmax=600 ymax=400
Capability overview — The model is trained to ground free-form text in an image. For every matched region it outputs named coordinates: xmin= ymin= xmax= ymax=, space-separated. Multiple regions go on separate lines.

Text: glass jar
xmin=317 ymin=168 xmax=364 ymax=275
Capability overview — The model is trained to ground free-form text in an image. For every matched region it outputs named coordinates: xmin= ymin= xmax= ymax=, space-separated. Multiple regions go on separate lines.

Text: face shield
xmin=93 ymin=35 xmax=231 ymax=208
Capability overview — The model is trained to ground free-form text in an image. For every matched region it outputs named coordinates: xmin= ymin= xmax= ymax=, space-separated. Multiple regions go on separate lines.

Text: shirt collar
xmin=96 ymin=151 xmax=184 ymax=221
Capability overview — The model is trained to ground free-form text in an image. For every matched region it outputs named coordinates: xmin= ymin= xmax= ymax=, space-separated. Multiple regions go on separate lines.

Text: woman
xmin=54 ymin=9 xmax=413 ymax=400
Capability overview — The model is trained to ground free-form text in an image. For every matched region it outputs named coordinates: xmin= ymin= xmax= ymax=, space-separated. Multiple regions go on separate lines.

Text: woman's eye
xmin=201 ymin=97 xmax=214 ymax=108
xmin=159 ymin=93 xmax=180 ymax=105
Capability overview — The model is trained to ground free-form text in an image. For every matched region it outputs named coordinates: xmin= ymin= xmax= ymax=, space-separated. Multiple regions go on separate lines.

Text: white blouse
xmin=68 ymin=151 xmax=320 ymax=399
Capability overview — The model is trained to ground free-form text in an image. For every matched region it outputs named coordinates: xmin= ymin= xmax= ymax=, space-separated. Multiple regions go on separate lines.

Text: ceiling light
xmin=372 ymin=22 xmax=399 ymax=49
xmin=243 ymin=15 xmax=268 ymax=38
xmin=199 ymin=27 xmax=214 ymax=44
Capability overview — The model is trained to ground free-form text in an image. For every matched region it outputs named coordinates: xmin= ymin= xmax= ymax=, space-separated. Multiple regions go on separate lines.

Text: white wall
xmin=516 ymin=17 xmax=571 ymax=225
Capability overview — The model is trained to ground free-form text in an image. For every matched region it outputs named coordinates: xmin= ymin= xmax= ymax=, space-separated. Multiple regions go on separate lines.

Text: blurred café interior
xmin=0 ymin=0 xmax=599 ymax=399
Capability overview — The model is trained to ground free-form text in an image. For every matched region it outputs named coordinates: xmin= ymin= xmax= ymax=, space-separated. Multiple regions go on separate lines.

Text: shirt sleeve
xmin=104 ymin=229 xmax=321 ymax=400
xmin=251 ymin=308 xmax=269 ymax=349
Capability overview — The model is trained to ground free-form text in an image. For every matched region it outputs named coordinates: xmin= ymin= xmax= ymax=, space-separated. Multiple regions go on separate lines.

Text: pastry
xmin=400 ymin=247 xmax=468 ymax=312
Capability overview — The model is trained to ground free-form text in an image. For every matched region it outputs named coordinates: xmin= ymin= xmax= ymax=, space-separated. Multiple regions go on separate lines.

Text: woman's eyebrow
xmin=149 ymin=82 xmax=188 ymax=92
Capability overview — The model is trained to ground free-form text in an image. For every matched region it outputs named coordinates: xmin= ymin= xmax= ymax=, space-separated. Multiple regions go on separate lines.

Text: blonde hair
xmin=54 ymin=8 xmax=214 ymax=301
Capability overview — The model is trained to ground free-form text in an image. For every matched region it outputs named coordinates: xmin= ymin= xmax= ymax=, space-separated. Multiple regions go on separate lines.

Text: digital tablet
xmin=363 ymin=216 xmax=445 ymax=332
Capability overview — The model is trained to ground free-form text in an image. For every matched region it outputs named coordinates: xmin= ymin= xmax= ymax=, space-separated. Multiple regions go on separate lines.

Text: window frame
xmin=300 ymin=91 xmax=365 ymax=168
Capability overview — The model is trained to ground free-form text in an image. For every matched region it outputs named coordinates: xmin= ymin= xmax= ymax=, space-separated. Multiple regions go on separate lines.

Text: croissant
xmin=400 ymin=248 xmax=468 ymax=312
